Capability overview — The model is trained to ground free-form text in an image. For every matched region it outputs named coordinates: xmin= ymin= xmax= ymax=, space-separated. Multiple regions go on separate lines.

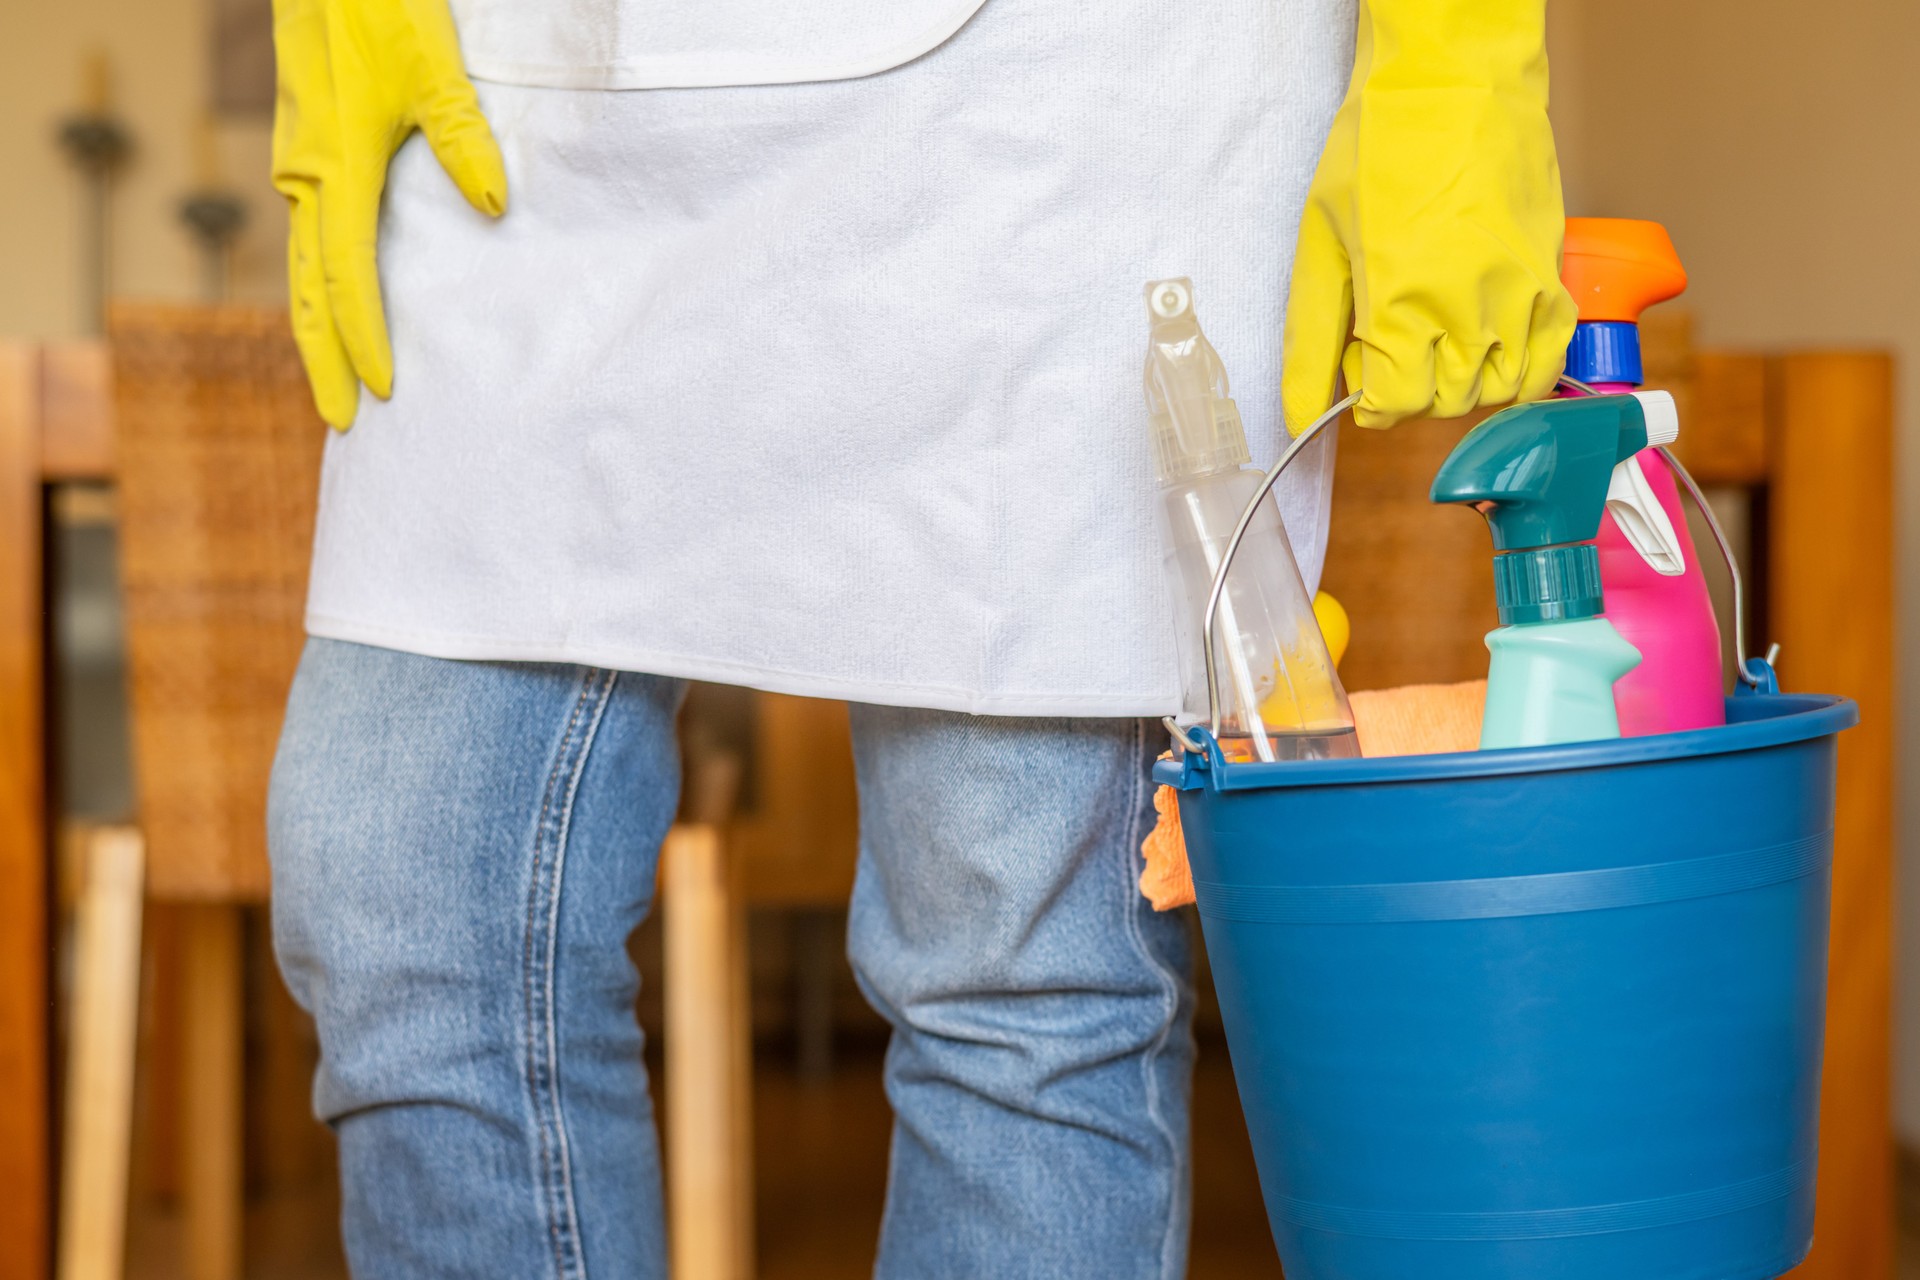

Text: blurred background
xmin=1 ymin=0 xmax=1914 ymax=1277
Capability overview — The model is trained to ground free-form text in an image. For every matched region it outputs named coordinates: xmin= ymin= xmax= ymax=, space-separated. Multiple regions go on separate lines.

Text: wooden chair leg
xmin=181 ymin=905 xmax=243 ymax=1280
xmin=727 ymin=871 xmax=755 ymax=1277
xmin=141 ymin=906 xmax=185 ymax=1203
xmin=56 ymin=827 xmax=146 ymax=1280
xmin=665 ymin=821 xmax=755 ymax=1280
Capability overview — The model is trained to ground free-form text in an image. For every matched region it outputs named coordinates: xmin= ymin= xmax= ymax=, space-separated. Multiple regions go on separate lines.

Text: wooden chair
xmin=102 ymin=307 xmax=324 ymax=1280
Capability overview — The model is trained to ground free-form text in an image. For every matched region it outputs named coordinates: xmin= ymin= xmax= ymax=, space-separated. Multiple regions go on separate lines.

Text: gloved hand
xmin=270 ymin=0 xmax=507 ymax=429
xmin=1281 ymin=0 xmax=1576 ymax=433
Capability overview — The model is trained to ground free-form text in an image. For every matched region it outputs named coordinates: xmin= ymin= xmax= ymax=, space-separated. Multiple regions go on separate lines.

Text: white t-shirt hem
xmin=305 ymin=611 xmax=1183 ymax=720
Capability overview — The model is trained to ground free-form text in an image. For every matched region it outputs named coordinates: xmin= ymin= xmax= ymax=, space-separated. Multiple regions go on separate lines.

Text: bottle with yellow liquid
xmin=1143 ymin=278 xmax=1358 ymax=762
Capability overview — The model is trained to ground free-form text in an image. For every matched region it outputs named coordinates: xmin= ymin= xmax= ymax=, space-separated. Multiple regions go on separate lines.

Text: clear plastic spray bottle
xmin=1143 ymin=278 xmax=1358 ymax=762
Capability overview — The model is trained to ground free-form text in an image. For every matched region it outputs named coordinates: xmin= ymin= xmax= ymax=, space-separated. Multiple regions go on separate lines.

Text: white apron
xmin=305 ymin=0 xmax=1355 ymax=716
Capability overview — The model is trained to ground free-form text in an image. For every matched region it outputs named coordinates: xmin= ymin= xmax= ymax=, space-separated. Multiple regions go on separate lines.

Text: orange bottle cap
xmin=1562 ymin=218 xmax=1688 ymax=323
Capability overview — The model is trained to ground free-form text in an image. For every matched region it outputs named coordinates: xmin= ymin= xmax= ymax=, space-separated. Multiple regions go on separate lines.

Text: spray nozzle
xmin=1431 ymin=391 xmax=1679 ymax=624
xmin=1142 ymin=278 xmax=1249 ymax=483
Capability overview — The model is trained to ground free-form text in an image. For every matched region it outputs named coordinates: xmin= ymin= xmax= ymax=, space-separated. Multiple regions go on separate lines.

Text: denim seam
xmin=523 ymin=667 xmax=618 ymax=1280
xmin=1119 ymin=718 xmax=1185 ymax=1280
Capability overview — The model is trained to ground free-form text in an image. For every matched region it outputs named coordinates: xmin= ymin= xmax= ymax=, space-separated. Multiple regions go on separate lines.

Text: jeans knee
xmin=267 ymin=730 xmax=516 ymax=1123
xmin=849 ymin=893 xmax=1193 ymax=1114
xmin=265 ymin=733 xmax=357 ymax=1024
xmin=268 ymin=783 xmax=410 ymax=1117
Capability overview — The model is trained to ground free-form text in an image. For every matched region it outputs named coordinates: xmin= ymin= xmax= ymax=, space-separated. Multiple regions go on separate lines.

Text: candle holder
xmin=57 ymin=111 xmax=132 ymax=335
xmin=58 ymin=114 xmax=131 ymax=170
xmin=179 ymin=191 xmax=248 ymax=302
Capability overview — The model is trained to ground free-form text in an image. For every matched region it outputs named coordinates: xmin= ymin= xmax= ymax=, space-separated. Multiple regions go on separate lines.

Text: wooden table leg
xmin=182 ymin=904 xmax=244 ymax=1280
xmin=0 ymin=342 xmax=50 ymax=1280
xmin=1772 ymin=353 xmax=1897 ymax=1279
xmin=728 ymin=860 xmax=756 ymax=1277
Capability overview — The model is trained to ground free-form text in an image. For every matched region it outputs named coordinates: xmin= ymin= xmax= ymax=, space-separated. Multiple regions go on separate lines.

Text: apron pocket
xmin=452 ymin=0 xmax=992 ymax=89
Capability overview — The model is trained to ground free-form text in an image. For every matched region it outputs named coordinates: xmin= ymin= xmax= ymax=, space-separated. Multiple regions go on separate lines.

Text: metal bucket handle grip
xmin=1176 ymin=379 xmax=1763 ymax=752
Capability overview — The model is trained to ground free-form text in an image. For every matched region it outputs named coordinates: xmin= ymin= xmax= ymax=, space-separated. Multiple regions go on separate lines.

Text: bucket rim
xmin=1156 ymin=691 xmax=1858 ymax=793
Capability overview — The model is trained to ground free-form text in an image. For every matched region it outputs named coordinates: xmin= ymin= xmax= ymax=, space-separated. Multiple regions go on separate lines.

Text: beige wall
xmin=0 ymin=0 xmax=282 ymax=341
xmin=1551 ymin=0 xmax=1920 ymax=1141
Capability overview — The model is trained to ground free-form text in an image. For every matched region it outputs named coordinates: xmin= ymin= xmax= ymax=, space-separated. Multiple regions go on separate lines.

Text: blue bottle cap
xmin=1565 ymin=321 xmax=1643 ymax=387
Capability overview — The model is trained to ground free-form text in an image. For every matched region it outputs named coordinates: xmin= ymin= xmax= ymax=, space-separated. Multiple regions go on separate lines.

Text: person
xmin=265 ymin=0 xmax=1576 ymax=1273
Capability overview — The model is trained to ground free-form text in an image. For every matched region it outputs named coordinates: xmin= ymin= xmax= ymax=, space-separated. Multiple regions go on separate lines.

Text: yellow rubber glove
xmin=271 ymin=0 xmax=507 ymax=429
xmin=1281 ymin=0 xmax=1576 ymax=433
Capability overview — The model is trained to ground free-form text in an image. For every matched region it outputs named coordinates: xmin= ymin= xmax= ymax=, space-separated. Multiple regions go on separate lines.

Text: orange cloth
xmin=1139 ymin=782 xmax=1195 ymax=912
xmin=1139 ymin=681 xmax=1488 ymax=911
xmin=1349 ymin=679 xmax=1487 ymax=758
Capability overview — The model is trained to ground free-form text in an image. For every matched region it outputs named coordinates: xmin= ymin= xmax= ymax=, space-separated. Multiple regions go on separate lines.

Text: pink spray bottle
xmin=1559 ymin=218 xmax=1724 ymax=734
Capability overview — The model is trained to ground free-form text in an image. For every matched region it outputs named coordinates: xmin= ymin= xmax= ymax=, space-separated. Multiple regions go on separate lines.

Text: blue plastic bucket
xmin=1156 ymin=684 xmax=1855 ymax=1280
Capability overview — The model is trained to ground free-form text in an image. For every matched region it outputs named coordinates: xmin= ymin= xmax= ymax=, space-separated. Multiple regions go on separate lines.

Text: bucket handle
xmin=1169 ymin=378 xmax=1768 ymax=755
xmin=1561 ymin=374 xmax=1771 ymax=690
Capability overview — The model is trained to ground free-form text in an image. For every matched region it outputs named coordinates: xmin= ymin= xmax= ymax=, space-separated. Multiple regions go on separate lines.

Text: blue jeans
xmin=268 ymin=637 xmax=1195 ymax=1278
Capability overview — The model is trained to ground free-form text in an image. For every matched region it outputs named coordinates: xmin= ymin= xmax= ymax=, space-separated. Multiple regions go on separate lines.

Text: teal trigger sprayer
xmin=1431 ymin=391 xmax=1680 ymax=748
